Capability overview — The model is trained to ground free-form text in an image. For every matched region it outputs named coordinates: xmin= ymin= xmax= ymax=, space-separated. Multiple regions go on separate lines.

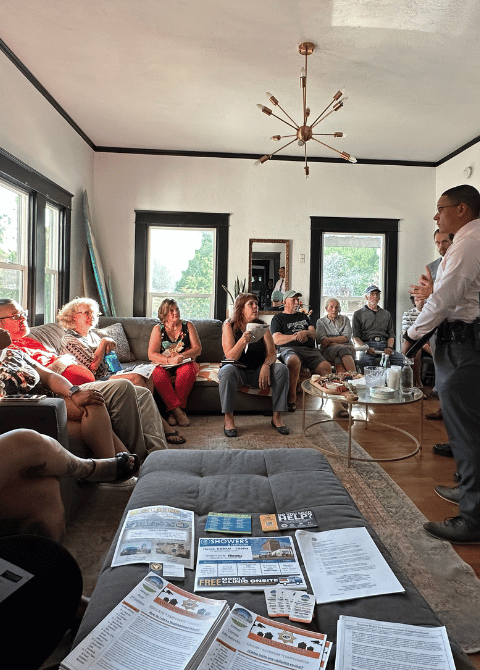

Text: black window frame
xmin=309 ymin=217 xmax=399 ymax=327
xmin=133 ymin=210 xmax=229 ymax=320
xmin=0 ymin=148 xmax=72 ymax=325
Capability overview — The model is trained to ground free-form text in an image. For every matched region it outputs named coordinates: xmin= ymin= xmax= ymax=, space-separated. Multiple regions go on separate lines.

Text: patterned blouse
xmin=0 ymin=349 xmax=41 ymax=394
xmin=158 ymin=320 xmax=191 ymax=355
xmin=60 ymin=329 xmax=109 ymax=379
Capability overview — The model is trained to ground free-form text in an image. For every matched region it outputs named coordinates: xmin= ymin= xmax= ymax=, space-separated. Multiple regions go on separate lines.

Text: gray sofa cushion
xmin=75 ymin=449 xmax=470 ymax=668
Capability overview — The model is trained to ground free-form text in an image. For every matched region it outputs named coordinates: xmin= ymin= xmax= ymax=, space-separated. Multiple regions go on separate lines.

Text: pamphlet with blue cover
xmin=205 ymin=513 xmax=251 ymax=534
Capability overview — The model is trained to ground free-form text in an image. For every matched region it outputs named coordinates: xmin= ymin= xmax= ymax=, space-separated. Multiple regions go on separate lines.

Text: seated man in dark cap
xmin=271 ymin=290 xmax=331 ymax=410
xmin=352 ymin=285 xmax=404 ymax=371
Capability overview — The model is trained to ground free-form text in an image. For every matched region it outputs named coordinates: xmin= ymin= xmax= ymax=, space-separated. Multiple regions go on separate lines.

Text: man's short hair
xmin=324 ymin=297 xmax=340 ymax=311
xmin=433 ymin=228 xmax=454 ymax=241
xmin=442 ymin=185 xmax=480 ymax=217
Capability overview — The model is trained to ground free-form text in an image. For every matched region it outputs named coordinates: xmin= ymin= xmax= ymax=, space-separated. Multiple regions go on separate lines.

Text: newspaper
xmin=335 ymin=616 xmax=456 ymax=670
xmin=194 ymin=536 xmax=306 ymax=592
xmin=60 ymin=574 xmax=229 ymax=670
xmin=198 ymin=604 xmax=331 ymax=670
xmin=296 ymin=527 xmax=404 ymax=604
xmin=112 ymin=505 xmax=195 ymax=570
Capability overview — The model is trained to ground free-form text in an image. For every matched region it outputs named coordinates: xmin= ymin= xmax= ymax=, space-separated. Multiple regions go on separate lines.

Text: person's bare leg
xmin=286 ymin=355 xmax=301 ymax=404
xmin=79 ymin=404 xmax=128 ymax=459
xmin=0 ymin=430 xmax=136 ymax=541
xmin=224 ymin=411 xmax=235 ymax=430
xmin=341 ymin=354 xmax=357 ymax=372
xmin=314 ymin=360 xmax=332 ymax=377
xmin=413 ymin=351 xmax=423 ymax=388
xmin=162 ymin=416 xmax=186 ymax=444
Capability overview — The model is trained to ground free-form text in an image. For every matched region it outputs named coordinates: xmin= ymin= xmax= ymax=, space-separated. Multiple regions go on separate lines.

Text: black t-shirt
xmin=270 ymin=312 xmax=315 ymax=349
xmin=223 ymin=323 xmax=267 ymax=370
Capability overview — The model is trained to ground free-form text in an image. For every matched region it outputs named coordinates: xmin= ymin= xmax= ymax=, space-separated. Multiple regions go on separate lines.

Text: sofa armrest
xmin=0 ymin=398 xmax=69 ymax=449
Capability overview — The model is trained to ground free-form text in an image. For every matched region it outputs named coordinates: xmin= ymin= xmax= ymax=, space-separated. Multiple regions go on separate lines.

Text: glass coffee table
xmin=301 ymin=379 xmax=423 ymax=467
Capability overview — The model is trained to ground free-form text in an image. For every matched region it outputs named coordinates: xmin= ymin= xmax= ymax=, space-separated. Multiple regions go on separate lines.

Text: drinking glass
xmin=364 ymin=366 xmax=385 ymax=389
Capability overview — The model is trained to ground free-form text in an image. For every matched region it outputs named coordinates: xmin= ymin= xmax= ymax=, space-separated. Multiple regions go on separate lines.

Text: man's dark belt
xmin=437 ymin=320 xmax=474 ymax=343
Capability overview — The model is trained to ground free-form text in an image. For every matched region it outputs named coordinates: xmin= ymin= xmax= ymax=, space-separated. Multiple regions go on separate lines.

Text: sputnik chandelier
xmin=255 ymin=42 xmax=357 ymax=178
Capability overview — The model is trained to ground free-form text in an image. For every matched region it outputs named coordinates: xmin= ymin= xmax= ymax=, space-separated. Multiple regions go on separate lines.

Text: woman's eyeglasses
xmin=0 ymin=310 xmax=28 ymax=321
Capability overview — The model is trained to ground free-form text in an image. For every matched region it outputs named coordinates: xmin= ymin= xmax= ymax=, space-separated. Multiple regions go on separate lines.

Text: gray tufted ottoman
xmin=74 ymin=449 xmax=473 ymax=668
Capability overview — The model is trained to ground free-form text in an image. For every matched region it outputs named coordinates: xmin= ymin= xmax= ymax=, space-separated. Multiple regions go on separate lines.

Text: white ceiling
xmin=2 ymin=0 xmax=480 ymax=163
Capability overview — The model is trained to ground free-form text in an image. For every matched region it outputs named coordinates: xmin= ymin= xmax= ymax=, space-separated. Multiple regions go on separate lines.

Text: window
xmin=148 ymin=227 xmax=216 ymax=319
xmin=134 ymin=211 xmax=229 ymax=320
xmin=310 ymin=217 xmax=398 ymax=325
xmin=0 ymin=178 xmax=29 ymax=305
xmin=0 ymin=149 xmax=72 ymax=324
xmin=44 ymin=203 xmax=60 ymax=323
xmin=321 ymin=233 xmax=385 ymax=319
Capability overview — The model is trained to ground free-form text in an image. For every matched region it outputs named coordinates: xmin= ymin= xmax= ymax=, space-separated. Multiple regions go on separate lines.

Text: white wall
xmin=93 ymin=152 xmax=436 ymax=336
xmin=0 ymin=53 xmax=94 ymax=297
xmin=436 ymin=146 xmax=480 ymax=200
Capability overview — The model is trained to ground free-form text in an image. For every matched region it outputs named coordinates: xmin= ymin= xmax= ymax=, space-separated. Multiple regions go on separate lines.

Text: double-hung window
xmin=0 ymin=149 xmax=72 ymax=324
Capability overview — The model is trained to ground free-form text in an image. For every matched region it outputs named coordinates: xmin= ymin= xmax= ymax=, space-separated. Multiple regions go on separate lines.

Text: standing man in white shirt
xmin=403 ymin=184 xmax=480 ymax=544
xmin=273 ymin=267 xmax=286 ymax=294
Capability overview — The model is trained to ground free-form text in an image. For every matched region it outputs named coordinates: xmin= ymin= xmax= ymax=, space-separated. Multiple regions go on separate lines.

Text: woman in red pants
xmin=148 ymin=298 xmax=202 ymax=427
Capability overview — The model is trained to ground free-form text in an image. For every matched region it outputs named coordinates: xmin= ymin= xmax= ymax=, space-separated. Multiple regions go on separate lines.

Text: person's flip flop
xmin=165 ymin=430 xmax=187 ymax=445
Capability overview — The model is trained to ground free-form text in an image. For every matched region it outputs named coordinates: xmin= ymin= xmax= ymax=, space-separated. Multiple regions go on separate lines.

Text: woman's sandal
xmin=77 ymin=452 xmax=140 ymax=485
xmin=174 ymin=410 xmax=190 ymax=427
xmin=165 ymin=430 xmax=186 ymax=445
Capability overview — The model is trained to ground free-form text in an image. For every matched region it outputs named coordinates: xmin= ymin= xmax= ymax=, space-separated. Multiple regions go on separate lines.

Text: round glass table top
xmin=302 ymin=379 xmax=423 ymax=405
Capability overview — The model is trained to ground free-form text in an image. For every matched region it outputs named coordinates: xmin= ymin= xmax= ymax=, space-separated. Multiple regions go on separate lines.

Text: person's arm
xmin=35 ymin=363 xmax=105 ymax=408
xmin=222 ymin=321 xmax=252 ymax=359
xmin=352 ymin=311 xmax=373 ymax=353
xmin=61 ymin=334 xmax=102 ymax=374
xmin=148 ymin=325 xmax=172 ymax=364
xmin=258 ymin=330 xmax=278 ymax=389
xmin=183 ymin=322 xmax=202 ymax=360
xmin=315 ymin=318 xmax=329 ymax=346
xmin=91 ymin=337 xmax=116 ymax=371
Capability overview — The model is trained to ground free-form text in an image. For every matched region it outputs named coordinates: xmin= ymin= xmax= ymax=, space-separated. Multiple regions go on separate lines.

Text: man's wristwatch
xmin=68 ymin=385 xmax=81 ymax=398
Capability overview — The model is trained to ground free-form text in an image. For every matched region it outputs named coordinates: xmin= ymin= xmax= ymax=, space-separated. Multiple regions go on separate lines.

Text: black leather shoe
xmin=224 ymin=427 xmax=237 ymax=438
xmin=434 ymin=485 xmax=462 ymax=504
xmin=423 ymin=516 xmax=480 ymax=544
xmin=453 ymin=471 xmax=461 ymax=483
xmin=432 ymin=443 xmax=453 ymax=457
xmin=271 ymin=420 xmax=289 ymax=435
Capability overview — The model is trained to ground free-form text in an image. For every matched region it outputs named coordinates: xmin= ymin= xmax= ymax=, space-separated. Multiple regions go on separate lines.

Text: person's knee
xmin=286 ymin=355 xmax=301 ymax=372
xmin=218 ymin=364 xmax=239 ymax=384
xmin=0 ymin=429 xmax=50 ymax=462
xmin=317 ymin=360 xmax=332 ymax=375
xmin=272 ymin=363 xmax=289 ymax=383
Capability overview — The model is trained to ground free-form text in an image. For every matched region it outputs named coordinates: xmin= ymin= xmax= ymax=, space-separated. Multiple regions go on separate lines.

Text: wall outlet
xmin=299 ymin=253 xmax=305 ymax=263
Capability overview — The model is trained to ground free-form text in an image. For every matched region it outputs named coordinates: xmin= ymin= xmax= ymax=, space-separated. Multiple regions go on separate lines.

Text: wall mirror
xmin=248 ymin=239 xmax=290 ymax=312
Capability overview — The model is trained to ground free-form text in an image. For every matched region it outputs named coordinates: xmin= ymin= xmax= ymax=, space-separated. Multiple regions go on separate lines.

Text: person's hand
xmin=168 ymin=354 xmax=184 ymax=365
xmin=71 ymin=389 xmax=105 ymax=407
xmin=295 ymin=330 xmax=308 ymax=343
xmin=384 ymin=347 xmax=393 ymax=355
xmin=322 ymin=337 xmax=332 ymax=347
xmin=410 ymin=267 xmax=434 ymax=300
xmin=259 ymin=364 xmax=271 ymax=389
xmin=101 ymin=337 xmax=117 ymax=354
xmin=422 ymin=342 xmax=432 ymax=355
xmin=367 ymin=346 xmax=376 ymax=355
xmin=242 ymin=332 xmax=253 ymax=345
xmin=0 ymin=328 xmax=12 ymax=350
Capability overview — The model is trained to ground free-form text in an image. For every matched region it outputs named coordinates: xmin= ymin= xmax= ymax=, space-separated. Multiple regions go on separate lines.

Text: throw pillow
xmin=94 ymin=323 xmax=135 ymax=362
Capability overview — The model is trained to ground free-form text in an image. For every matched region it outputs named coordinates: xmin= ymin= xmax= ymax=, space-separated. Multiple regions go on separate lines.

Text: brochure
xmin=194 ymin=536 xmax=306 ymax=592
xmin=0 ymin=558 xmax=33 ymax=603
xmin=60 ymin=574 xmax=229 ymax=670
xmin=335 ymin=615 xmax=456 ymax=670
xmin=260 ymin=509 xmax=318 ymax=532
xmin=111 ymin=505 xmax=195 ymax=570
xmin=61 ymin=575 xmax=332 ymax=670
xmin=198 ymin=605 xmax=331 ymax=670
xmin=205 ymin=513 xmax=252 ymax=534
xmin=296 ymin=527 xmax=404 ymax=604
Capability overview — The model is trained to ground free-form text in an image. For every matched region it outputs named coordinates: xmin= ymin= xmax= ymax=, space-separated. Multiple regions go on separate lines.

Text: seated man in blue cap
xmin=352 ymin=285 xmax=404 ymax=371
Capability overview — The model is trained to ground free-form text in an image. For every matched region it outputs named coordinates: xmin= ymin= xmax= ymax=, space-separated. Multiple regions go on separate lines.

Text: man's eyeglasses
xmin=436 ymin=204 xmax=459 ymax=214
xmin=0 ymin=310 xmax=28 ymax=321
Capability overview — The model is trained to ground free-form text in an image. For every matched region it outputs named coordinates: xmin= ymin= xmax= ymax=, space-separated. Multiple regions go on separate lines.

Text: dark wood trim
xmin=59 ymin=207 xmax=71 ymax=306
xmin=0 ymin=38 xmax=95 ymax=150
xmin=435 ymin=133 xmax=480 ymax=166
xmin=0 ymin=148 xmax=73 ymax=207
xmin=133 ymin=211 xmax=229 ymax=319
xmin=309 ymin=217 xmax=399 ymax=332
xmin=33 ymin=194 xmax=47 ymax=325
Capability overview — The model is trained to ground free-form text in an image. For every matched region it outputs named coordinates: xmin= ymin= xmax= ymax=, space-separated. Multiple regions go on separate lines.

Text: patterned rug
xmin=175 ymin=410 xmax=480 ymax=654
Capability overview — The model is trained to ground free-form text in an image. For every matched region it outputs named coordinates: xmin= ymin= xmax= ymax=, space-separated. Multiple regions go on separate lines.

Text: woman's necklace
xmin=165 ymin=320 xmax=182 ymax=341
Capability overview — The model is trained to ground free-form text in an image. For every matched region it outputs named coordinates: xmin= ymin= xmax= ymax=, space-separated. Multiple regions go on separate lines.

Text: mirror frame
xmin=248 ymin=238 xmax=290 ymax=313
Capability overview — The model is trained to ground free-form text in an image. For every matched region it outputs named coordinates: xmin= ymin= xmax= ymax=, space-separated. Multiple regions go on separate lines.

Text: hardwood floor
xmin=303 ymin=386 xmax=480 ymax=668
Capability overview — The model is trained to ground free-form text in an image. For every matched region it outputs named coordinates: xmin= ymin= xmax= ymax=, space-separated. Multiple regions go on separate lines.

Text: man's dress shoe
xmin=424 ymin=516 xmax=480 ymax=544
xmin=432 ymin=443 xmax=453 ymax=457
xmin=434 ymin=485 xmax=461 ymax=505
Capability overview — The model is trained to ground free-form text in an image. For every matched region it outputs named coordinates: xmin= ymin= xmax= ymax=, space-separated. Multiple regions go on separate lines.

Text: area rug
xmin=177 ymin=411 xmax=480 ymax=654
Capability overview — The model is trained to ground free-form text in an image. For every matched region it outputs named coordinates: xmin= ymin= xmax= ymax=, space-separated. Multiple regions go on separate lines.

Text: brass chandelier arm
xmin=269 ymin=138 xmax=298 ymax=158
xmin=270 ymin=112 xmax=299 ymax=131
xmin=310 ymin=105 xmax=341 ymax=129
xmin=274 ymin=104 xmax=300 ymax=130
xmin=312 ymin=137 xmax=353 ymax=161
